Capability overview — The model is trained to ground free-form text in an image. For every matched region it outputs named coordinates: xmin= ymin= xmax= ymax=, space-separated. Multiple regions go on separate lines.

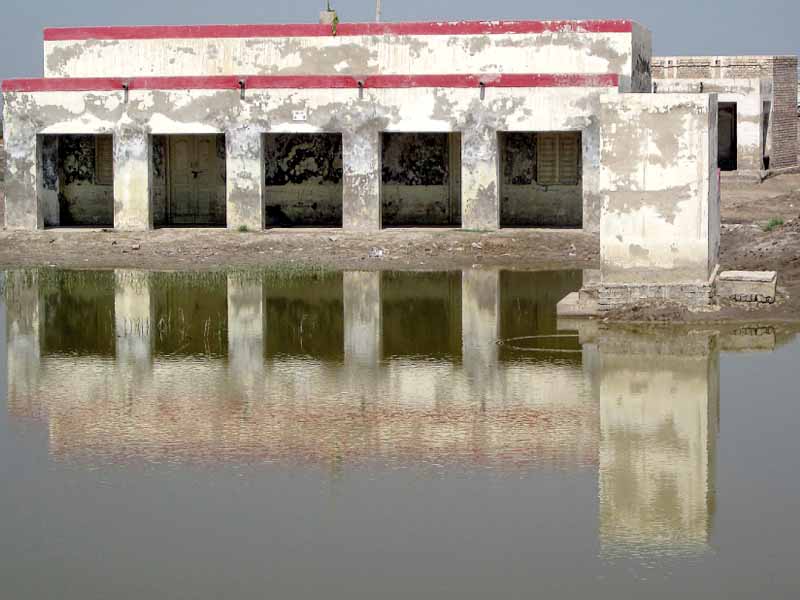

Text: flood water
xmin=1 ymin=268 xmax=799 ymax=599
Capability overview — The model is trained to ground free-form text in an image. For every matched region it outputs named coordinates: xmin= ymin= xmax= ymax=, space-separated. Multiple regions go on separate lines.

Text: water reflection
xmin=5 ymin=267 xmax=777 ymax=561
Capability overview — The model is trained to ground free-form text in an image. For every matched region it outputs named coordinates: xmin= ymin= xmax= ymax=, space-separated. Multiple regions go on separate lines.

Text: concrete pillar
xmin=342 ymin=128 xmax=381 ymax=231
xmin=114 ymin=270 xmax=152 ymax=367
xmin=461 ymin=269 xmax=500 ymax=381
xmin=113 ymin=129 xmax=152 ymax=230
xmin=596 ymin=94 xmax=719 ymax=309
xmin=343 ymin=271 xmax=382 ymax=367
xmin=226 ymin=127 xmax=265 ymax=230
xmin=227 ymin=275 xmax=264 ymax=396
xmin=3 ymin=130 xmax=42 ymax=229
xmin=461 ymin=126 xmax=500 ymax=231
xmin=596 ymin=330 xmax=718 ymax=553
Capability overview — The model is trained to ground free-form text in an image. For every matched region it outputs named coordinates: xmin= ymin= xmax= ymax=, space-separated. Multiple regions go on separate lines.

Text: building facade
xmin=2 ymin=18 xmax=728 ymax=307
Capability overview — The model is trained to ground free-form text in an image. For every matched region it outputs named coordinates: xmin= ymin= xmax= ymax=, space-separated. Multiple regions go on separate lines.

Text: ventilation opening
xmin=718 ymin=103 xmax=738 ymax=171
xmin=153 ymin=134 xmax=226 ymax=227
xmin=263 ymin=133 xmax=343 ymax=227
xmin=381 ymin=132 xmax=461 ymax=227
xmin=39 ymin=134 xmax=114 ymax=227
xmin=499 ymin=131 xmax=582 ymax=228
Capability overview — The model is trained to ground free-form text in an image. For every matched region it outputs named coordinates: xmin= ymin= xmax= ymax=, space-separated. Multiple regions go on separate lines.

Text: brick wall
xmin=652 ymin=56 xmax=774 ymax=79
xmin=770 ymin=56 xmax=798 ymax=169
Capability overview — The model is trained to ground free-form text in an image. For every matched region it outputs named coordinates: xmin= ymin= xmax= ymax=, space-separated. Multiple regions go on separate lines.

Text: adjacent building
xmin=652 ymin=55 xmax=798 ymax=173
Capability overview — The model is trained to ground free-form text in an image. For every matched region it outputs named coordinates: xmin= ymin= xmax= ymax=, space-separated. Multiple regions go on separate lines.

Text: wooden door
xmin=168 ymin=135 xmax=225 ymax=225
xmin=169 ymin=136 xmax=198 ymax=225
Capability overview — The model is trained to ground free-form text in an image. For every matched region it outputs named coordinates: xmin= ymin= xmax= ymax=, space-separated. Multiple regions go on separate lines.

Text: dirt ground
xmin=1 ymin=173 xmax=799 ymax=324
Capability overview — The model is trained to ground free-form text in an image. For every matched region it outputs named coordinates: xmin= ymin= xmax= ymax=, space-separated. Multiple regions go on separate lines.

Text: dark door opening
xmin=381 ymin=132 xmax=461 ymax=227
xmin=264 ymin=133 xmax=343 ymax=227
xmin=499 ymin=131 xmax=583 ymax=228
xmin=39 ymin=134 xmax=114 ymax=227
xmin=718 ymin=103 xmax=737 ymax=171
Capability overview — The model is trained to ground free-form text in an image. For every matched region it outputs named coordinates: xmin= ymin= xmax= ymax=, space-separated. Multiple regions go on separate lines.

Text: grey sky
xmin=1 ymin=0 xmax=798 ymax=81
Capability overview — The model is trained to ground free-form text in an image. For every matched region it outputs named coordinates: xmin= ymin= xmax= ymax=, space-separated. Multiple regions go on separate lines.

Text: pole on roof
xmin=376 ymin=0 xmax=381 ymax=22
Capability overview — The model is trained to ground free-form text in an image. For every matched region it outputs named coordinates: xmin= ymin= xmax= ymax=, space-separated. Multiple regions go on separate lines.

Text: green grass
xmin=237 ymin=224 xmax=249 ymax=232
xmin=763 ymin=217 xmax=785 ymax=232
xmin=460 ymin=228 xmax=490 ymax=234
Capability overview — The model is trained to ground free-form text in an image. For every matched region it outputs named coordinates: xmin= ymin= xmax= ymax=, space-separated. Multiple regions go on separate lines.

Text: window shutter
xmin=95 ymin=136 xmax=114 ymax=185
xmin=536 ymin=133 xmax=558 ymax=185
xmin=558 ymin=133 xmax=580 ymax=185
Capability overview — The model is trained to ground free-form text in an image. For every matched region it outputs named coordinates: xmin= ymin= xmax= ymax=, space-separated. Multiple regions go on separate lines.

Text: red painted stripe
xmin=2 ymin=73 xmax=619 ymax=93
xmin=43 ymin=19 xmax=633 ymax=41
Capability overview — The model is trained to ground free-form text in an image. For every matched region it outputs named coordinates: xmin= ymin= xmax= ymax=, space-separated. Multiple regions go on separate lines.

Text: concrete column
xmin=461 ymin=126 xmax=500 ymax=231
xmin=3 ymin=130 xmax=42 ymax=229
xmin=343 ymin=271 xmax=382 ymax=367
xmin=596 ymin=330 xmax=719 ymax=553
xmin=113 ymin=129 xmax=152 ymax=230
xmin=227 ymin=275 xmax=265 ymax=396
xmin=114 ymin=270 xmax=152 ymax=367
xmin=461 ymin=269 xmax=500 ymax=381
xmin=342 ymin=128 xmax=381 ymax=231
xmin=226 ymin=127 xmax=265 ymax=230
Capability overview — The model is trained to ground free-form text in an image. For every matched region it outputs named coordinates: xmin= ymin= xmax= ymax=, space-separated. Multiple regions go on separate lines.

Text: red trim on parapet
xmin=2 ymin=74 xmax=619 ymax=93
xmin=43 ymin=19 xmax=633 ymax=41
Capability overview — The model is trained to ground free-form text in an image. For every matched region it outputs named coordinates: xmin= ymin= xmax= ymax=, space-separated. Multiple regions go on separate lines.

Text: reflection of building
xmin=595 ymin=330 xmax=719 ymax=555
xmin=5 ymin=268 xmax=595 ymax=469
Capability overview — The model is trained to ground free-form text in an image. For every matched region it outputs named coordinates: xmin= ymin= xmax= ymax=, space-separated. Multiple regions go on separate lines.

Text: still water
xmin=0 ymin=268 xmax=798 ymax=599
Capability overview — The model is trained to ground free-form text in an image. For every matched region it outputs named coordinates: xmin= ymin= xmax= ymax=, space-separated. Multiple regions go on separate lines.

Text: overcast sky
xmin=1 ymin=0 xmax=798 ymax=81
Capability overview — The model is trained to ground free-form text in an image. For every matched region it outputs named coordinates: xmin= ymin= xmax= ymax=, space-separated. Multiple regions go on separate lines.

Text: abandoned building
xmin=1 ymin=17 xmax=797 ymax=308
xmin=652 ymin=55 xmax=798 ymax=173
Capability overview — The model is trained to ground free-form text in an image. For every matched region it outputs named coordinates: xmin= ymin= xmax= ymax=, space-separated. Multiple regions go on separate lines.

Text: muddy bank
xmin=0 ymin=227 xmax=598 ymax=272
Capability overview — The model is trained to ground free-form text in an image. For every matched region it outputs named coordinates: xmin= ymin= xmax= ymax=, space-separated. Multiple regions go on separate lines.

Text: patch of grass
xmin=763 ymin=217 xmax=785 ymax=232
xmin=237 ymin=224 xmax=249 ymax=233
xmin=460 ymin=228 xmax=489 ymax=234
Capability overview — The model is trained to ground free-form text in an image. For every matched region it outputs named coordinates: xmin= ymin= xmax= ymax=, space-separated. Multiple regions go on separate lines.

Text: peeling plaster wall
xmin=598 ymin=94 xmax=719 ymax=285
xmin=654 ymin=78 xmax=766 ymax=171
xmin=44 ymin=29 xmax=650 ymax=92
xmin=1 ymin=85 xmax=612 ymax=231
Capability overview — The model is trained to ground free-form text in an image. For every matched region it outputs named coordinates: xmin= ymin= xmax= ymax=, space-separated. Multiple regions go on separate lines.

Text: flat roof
xmin=43 ymin=19 xmax=634 ymax=41
xmin=2 ymin=73 xmax=620 ymax=93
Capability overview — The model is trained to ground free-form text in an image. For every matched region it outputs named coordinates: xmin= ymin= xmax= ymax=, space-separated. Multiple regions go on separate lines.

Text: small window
xmin=95 ymin=135 xmax=113 ymax=185
xmin=536 ymin=132 xmax=580 ymax=185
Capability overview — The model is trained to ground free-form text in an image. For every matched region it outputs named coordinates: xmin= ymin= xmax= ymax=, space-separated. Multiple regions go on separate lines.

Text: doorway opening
xmin=381 ymin=132 xmax=461 ymax=227
xmin=39 ymin=134 xmax=114 ymax=227
xmin=154 ymin=134 xmax=226 ymax=227
xmin=499 ymin=131 xmax=582 ymax=228
xmin=718 ymin=103 xmax=738 ymax=171
xmin=263 ymin=133 xmax=343 ymax=227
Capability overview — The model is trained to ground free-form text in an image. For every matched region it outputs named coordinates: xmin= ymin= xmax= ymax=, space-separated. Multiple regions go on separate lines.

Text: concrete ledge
xmin=717 ymin=270 xmax=777 ymax=303
xmin=596 ymin=281 xmax=715 ymax=311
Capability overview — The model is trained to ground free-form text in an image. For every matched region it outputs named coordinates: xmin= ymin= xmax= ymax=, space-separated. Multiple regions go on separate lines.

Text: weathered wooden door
xmin=168 ymin=135 xmax=225 ymax=225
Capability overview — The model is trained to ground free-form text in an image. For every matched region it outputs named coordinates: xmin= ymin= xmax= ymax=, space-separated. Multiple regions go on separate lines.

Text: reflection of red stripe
xmin=43 ymin=20 xmax=634 ymax=41
xmin=2 ymin=73 xmax=619 ymax=92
